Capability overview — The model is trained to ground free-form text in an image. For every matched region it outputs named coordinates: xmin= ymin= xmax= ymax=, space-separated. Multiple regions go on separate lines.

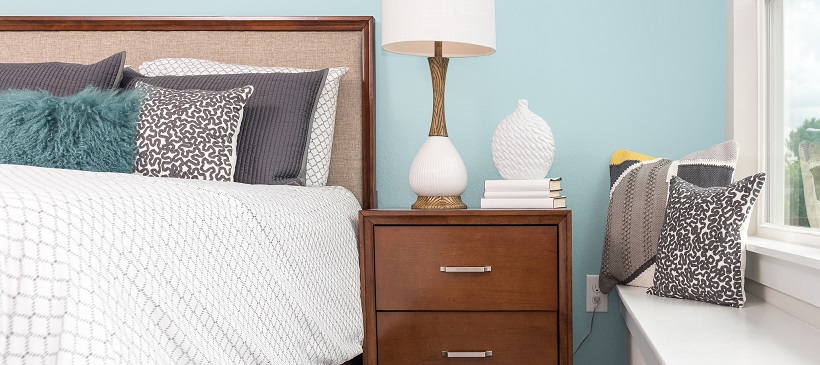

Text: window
xmin=728 ymin=0 xmax=820 ymax=321
xmin=760 ymin=0 xmax=820 ymax=244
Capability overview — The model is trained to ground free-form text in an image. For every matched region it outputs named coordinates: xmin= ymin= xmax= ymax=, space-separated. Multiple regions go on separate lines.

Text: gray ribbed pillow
xmin=121 ymin=68 xmax=327 ymax=185
xmin=0 ymin=52 xmax=125 ymax=96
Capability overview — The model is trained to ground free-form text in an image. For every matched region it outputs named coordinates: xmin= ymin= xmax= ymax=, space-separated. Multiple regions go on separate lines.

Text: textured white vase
xmin=492 ymin=99 xmax=555 ymax=180
xmin=409 ymin=136 xmax=468 ymax=196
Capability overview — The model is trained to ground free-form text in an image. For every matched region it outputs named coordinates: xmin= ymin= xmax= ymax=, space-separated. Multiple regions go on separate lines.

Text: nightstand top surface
xmin=362 ymin=208 xmax=570 ymax=214
xmin=359 ymin=209 xmax=571 ymax=225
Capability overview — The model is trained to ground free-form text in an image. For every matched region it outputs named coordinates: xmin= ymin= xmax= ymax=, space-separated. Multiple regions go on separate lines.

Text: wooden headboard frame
xmin=0 ymin=16 xmax=376 ymax=209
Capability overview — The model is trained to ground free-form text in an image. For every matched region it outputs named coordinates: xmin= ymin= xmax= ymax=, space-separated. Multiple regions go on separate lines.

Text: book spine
xmin=484 ymin=179 xmax=561 ymax=192
xmin=484 ymin=190 xmax=562 ymax=199
xmin=480 ymin=198 xmax=559 ymax=209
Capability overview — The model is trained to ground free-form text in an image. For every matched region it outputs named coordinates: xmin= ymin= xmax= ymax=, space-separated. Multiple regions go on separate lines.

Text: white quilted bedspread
xmin=0 ymin=164 xmax=363 ymax=365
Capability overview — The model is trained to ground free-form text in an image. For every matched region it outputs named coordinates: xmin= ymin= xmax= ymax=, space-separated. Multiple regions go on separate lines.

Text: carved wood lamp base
xmin=412 ymin=195 xmax=467 ymax=209
xmin=408 ymin=42 xmax=468 ymax=211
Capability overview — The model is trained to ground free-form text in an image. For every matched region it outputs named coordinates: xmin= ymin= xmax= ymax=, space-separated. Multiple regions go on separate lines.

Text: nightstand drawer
xmin=374 ymin=225 xmax=558 ymax=311
xmin=377 ymin=311 xmax=558 ymax=365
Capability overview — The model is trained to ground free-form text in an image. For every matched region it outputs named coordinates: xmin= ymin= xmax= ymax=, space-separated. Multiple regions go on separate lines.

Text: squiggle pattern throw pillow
xmin=647 ymin=173 xmax=766 ymax=307
xmin=134 ymin=82 xmax=254 ymax=182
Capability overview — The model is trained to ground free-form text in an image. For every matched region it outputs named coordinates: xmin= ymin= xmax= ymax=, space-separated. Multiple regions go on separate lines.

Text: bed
xmin=0 ymin=16 xmax=375 ymax=365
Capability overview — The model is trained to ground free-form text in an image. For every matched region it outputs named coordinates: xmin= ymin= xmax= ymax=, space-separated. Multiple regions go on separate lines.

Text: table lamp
xmin=382 ymin=0 xmax=497 ymax=209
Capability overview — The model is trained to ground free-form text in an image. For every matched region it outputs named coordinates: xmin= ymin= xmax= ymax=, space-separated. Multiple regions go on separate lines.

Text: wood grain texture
xmin=0 ymin=16 xmax=377 ymax=209
xmin=558 ymin=212 xmax=573 ymax=365
xmin=411 ymin=195 xmax=465 ymax=209
xmin=427 ymin=54 xmax=449 ymax=137
xmin=358 ymin=209 xmax=573 ymax=365
xmin=377 ymin=312 xmax=558 ymax=365
xmin=359 ymin=213 xmax=378 ymax=365
xmin=360 ymin=16 xmax=376 ymax=209
xmin=374 ymin=225 xmax=558 ymax=311
xmin=362 ymin=209 xmax=571 ymax=225
xmin=0 ymin=16 xmax=373 ymax=31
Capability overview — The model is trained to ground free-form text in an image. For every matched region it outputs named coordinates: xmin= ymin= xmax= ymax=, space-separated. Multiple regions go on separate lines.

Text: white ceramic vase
xmin=409 ymin=136 xmax=468 ymax=196
xmin=491 ymin=99 xmax=555 ymax=180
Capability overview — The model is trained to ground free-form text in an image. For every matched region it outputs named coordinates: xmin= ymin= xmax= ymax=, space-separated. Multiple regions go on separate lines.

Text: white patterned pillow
xmin=134 ymin=82 xmax=254 ymax=182
xmin=139 ymin=58 xmax=348 ymax=187
xmin=647 ymin=173 xmax=766 ymax=307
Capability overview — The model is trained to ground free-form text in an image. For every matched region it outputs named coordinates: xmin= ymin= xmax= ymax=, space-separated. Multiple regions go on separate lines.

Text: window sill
xmin=745 ymin=236 xmax=820 ymax=309
xmin=618 ymin=285 xmax=820 ymax=365
xmin=746 ymin=235 xmax=820 ymax=270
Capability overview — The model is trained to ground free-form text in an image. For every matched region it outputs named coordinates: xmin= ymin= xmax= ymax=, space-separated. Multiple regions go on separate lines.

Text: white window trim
xmin=728 ymin=0 xmax=820 ymax=315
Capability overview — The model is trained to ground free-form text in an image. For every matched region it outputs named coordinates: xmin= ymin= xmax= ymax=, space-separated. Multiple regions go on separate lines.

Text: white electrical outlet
xmin=586 ymin=275 xmax=608 ymax=312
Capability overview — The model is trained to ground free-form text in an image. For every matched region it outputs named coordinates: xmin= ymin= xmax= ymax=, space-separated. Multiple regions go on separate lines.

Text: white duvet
xmin=0 ymin=164 xmax=363 ymax=365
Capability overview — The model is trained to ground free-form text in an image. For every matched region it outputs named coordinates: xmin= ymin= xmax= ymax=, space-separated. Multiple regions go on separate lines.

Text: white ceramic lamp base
xmin=409 ymin=136 xmax=468 ymax=209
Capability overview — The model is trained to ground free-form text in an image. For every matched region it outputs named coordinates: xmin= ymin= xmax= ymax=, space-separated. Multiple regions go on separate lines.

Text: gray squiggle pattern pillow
xmin=647 ymin=173 xmax=766 ymax=307
xmin=134 ymin=82 xmax=254 ymax=182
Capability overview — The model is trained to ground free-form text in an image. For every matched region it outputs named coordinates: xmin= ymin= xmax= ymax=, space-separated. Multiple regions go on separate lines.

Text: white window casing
xmin=727 ymin=0 xmax=820 ymax=323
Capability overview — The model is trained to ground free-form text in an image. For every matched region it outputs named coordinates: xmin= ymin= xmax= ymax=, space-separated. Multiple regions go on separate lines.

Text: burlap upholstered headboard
xmin=0 ymin=16 xmax=376 ymax=209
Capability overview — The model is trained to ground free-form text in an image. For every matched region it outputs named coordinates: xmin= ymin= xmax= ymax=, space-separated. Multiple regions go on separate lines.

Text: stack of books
xmin=480 ymin=178 xmax=567 ymax=209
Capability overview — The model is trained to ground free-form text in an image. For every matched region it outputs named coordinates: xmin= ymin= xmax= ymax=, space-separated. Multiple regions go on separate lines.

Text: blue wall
xmin=3 ymin=1 xmax=726 ymax=364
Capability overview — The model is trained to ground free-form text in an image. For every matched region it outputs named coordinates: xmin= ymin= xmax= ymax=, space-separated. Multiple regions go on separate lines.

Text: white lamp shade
xmin=382 ymin=0 xmax=496 ymax=57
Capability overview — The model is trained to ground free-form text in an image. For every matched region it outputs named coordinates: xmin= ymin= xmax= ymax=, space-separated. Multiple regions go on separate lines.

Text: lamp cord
xmin=573 ymin=298 xmax=600 ymax=356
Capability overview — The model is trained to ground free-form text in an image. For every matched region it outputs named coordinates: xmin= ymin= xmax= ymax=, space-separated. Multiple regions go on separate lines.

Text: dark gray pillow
xmin=121 ymin=68 xmax=327 ymax=186
xmin=647 ymin=173 xmax=766 ymax=308
xmin=0 ymin=52 xmax=126 ymax=96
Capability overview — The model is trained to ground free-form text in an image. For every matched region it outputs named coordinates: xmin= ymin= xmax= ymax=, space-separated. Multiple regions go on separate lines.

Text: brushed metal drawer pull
xmin=439 ymin=266 xmax=492 ymax=273
xmin=442 ymin=351 xmax=493 ymax=358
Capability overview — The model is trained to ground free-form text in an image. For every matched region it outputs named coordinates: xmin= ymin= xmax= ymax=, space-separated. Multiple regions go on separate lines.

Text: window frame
xmin=728 ymin=0 xmax=820 ymax=313
xmin=761 ymin=0 xmax=820 ymax=245
xmin=729 ymin=0 xmax=820 ymax=247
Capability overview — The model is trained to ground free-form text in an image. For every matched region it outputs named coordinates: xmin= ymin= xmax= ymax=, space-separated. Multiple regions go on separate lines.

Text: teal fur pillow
xmin=0 ymin=87 xmax=143 ymax=173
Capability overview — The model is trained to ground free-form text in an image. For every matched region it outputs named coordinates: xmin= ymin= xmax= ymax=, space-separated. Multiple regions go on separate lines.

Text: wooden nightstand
xmin=359 ymin=209 xmax=572 ymax=365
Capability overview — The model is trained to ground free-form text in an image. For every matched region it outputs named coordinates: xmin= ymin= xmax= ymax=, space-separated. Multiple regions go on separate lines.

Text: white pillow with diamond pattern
xmin=139 ymin=58 xmax=348 ymax=186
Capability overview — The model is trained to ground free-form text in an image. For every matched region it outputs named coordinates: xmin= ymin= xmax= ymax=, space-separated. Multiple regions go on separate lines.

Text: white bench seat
xmin=617 ymin=285 xmax=820 ymax=365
